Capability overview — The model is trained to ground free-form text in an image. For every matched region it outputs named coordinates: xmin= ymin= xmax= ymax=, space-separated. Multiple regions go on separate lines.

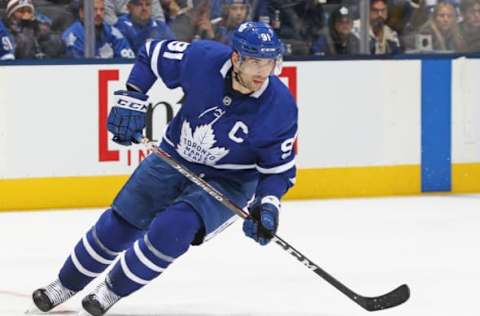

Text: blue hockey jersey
xmin=63 ymin=21 xmax=135 ymax=59
xmin=0 ymin=21 xmax=15 ymax=60
xmin=127 ymin=40 xmax=297 ymax=200
xmin=114 ymin=15 xmax=175 ymax=54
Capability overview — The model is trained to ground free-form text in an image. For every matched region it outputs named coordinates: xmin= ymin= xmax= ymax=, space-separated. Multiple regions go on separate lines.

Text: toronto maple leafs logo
xmin=176 ymin=120 xmax=229 ymax=165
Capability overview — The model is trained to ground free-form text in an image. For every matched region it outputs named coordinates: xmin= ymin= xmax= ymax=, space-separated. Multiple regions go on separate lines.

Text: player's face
xmin=129 ymin=0 xmax=152 ymax=24
xmin=233 ymin=53 xmax=275 ymax=93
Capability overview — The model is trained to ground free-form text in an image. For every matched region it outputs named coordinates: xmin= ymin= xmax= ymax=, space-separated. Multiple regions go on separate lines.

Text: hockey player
xmin=31 ymin=21 xmax=297 ymax=316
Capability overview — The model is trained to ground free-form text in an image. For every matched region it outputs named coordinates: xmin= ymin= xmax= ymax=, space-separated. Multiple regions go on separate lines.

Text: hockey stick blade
xmin=272 ymin=234 xmax=410 ymax=312
xmin=356 ymin=284 xmax=410 ymax=312
xmin=146 ymin=143 xmax=410 ymax=312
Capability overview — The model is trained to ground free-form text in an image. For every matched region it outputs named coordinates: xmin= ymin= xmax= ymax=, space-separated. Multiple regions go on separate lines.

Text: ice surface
xmin=1 ymin=195 xmax=479 ymax=316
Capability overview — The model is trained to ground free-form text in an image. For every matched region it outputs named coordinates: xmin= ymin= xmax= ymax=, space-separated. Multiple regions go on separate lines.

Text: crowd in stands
xmin=1 ymin=0 xmax=480 ymax=60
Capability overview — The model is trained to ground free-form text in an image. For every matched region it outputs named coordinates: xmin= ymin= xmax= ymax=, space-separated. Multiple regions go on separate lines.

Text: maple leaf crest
xmin=176 ymin=120 xmax=229 ymax=165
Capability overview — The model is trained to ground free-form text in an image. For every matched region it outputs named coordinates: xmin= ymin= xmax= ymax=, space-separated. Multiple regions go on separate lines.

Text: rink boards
xmin=1 ymin=57 xmax=480 ymax=210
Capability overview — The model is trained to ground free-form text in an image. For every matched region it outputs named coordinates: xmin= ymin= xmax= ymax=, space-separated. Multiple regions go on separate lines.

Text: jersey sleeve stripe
xmin=256 ymin=159 xmax=296 ymax=174
xmin=150 ymin=40 xmax=165 ymax=79
xmin=145 ymin=40 xmax=152 ymax=57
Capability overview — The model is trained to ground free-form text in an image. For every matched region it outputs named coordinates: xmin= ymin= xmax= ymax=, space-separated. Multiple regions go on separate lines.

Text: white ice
xmin=1 ymin=195 xmax=480 ymax=316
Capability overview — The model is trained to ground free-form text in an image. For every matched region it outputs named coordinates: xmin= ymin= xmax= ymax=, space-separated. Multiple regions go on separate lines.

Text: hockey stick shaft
xmin=147 ymin=144 xmax=409 ymax=311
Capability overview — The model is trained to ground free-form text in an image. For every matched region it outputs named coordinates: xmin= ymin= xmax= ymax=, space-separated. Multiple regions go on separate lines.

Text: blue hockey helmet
xmin=232 ymin=21 xmax=283 ymax=60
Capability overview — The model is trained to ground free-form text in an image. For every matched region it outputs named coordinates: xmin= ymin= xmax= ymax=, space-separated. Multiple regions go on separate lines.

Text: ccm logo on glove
xmin=116 ymin=96 xmax=148 ymax=112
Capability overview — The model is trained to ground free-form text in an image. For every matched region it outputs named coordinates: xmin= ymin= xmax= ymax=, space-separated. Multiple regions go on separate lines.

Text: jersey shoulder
xmin=62 ymin=21 xmax=83 ymax=45
xmin=115 ymin=15 xmax=133 ymax=28
xmin=173 ymin=40 xmax=232 ymax=85
xmin=63 ymin=21 xmax=83 ymax=38
xmin=254 ymin=77 xmax=298 ymax=139
xmin=184 ymin=40 xmax=232 ymax=69
xmin=104 ymin=23 xmax=126 ymax=40
xmin=267 ymin=76 xmax=298 ymax=118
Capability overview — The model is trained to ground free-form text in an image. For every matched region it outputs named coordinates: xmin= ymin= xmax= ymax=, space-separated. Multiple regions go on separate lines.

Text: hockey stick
xmin=145 ymin=142 xmax=410 ymax=312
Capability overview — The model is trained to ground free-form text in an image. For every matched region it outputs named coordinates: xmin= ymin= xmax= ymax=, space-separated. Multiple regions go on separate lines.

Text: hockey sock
xmin=106 ymin=202 xmax=202 ymax=297
xmin=59 ymin=209 xmax=144 ymax=291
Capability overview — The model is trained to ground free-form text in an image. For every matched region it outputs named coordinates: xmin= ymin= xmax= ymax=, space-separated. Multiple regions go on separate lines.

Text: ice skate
xmin=81 ymin=281 xmax=121 ymax=316
xmin=31 ymin=279 xmax=76 ymax=312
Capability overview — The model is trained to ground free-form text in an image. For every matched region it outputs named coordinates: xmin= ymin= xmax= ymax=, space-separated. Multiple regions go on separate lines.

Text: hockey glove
xmin=243 ymin=196 xmax=280 ymax=246
xmin=107 ymin=90 xmax=149 ymax=146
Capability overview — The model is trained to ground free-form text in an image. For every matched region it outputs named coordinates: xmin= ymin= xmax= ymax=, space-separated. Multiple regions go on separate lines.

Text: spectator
xmin=252 ymin=0 xmax=268 ymax=22
xmin=214 ymin=0 xmax=249 ymax=45
xmin=209 ymin=0 xmax=223 ymax=20
xmin=33 ymin=0 xmax=75 ymax=32
xmin=312 ymin=5 xmax=359 ymax=56
xmin=63 ymin=0 xmax=135 ymax=58
xmin=4 ymin=0 xmax=64 ymax=58
xmin=293 ymin=0 xmax=325 ymax=55
xmin=169 ymin=0 xmax=215 ymax=42
xmin=412 ymin=1 xmax=465 ymax=52
xmin=402 ymin=0 xmax=429 ymax=28
xmin=192 ymin=0 xmax=215 ymax=40
xmin=159 ymin=0 xmax=183 ymax=24
xmin=262 ymin=0 xmax=323 ymax=55
xmin=104 ymin=0 xmax=165 ymax=25
xmin=459 ymin=0 xmax=480 ymax=52
xmin=387 ymin=0 xmax=424 ymax=36
xmin=364 ymin=0 xmax=401 ymax=54
xmin=0 ymin=20 xmax=15 ymax=60
xmin=115 ymin=0 xmax=175 ymax=54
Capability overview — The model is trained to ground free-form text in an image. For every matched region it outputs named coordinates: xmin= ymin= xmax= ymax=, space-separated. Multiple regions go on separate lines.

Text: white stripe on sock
xmin=120 ymin=253 xmax=149 ymax=285
xmin=92 ymin=226 xmax=121 ymax=256
xmin=82 ymin=235 xmax=115 ymax=265
xmin=144 ymin=234 xmax=175 ymax=263
xmin=133 ymin=241 xmax=165 ymax=273
xmin=70 ymin=251 xmax=101 ymax=278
